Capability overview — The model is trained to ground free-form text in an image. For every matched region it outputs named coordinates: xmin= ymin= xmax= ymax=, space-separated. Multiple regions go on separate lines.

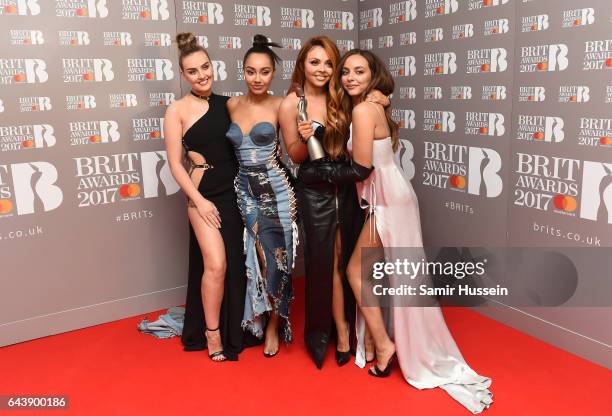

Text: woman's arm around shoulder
xmin=279 ymin=92 xmax=308 ymax=164
xmin=350 ymin=102 xmax=377 ymax=169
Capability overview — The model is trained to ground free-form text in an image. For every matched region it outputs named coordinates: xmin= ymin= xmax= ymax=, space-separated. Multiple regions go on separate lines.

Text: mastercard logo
xmin=0 ymin=199 xmax=14 ymax=214
xmin=533 ymin=131 xmax=545 ymax=140
xmin=536 ymin=62 xmax=548 ymax=71
xmin=606 ymin=58 xmax=612 ymax=68
xmin=119 ymin=183 xmax=141 ymax=198
xmin=553 ymin=195 xmax=577 ymax=212
xmin=140 ymin=11 xmax=151 ymax=19
xmin=150 ymin=131 xmax=161 ymax=139
xmin=248 ymin=18 xmax=257 ymax=25
xmin=4 ymin=5 xmax=17 ymax=13
xmin=479 ymin=127 xmax=488 ymax=135
xmin=435 ymin=66 xmax=443 ymax=74
xmin=436 ymin=6 xmax=444 ymax=14
xmin=144 ymin=72 xmax=155 ymax=80
xmin=600 ymin=137 xmax=612 ymax=146
xmin=13 ymin=73 xmax=26 ymax=82
xmin=89 ymin=135 xmax=101 ymax=143
xmin=82 ymin=73 xmax=94 ymax=81
xmin=483 ymin=0 xmax=493 ymax=6
xmin=450 ymin=175 xmax=466 ymax=189
xmin=21 ymin=139 xmax=34 ymax=148
xmin=434 ymin=123 xmax=442 ymax=131
xmin=294 ymin=20 xmax=301 ymax=28
xmin=198 ymin=15 xmax=207 ymax=23
xmin=480 ymin=63 xmax=490 ymax=72
xmin=573 ymin=19 xmax=582 ymax=26
xmin=76 ymin=8 xmax=88 ymax=17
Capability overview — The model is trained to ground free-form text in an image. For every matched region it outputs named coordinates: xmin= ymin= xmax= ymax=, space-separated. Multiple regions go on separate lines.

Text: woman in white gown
xmin=304 ymin=49 xmax=493 ymax=413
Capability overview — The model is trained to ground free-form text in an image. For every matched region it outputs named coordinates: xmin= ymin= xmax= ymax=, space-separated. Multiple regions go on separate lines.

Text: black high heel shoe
xmin=336 ymin=324 xmax=351 ymax=367
xmin=205 ymin=327 xmax=226 ymax=362
xmin=368 ymin=353 xmax=396 ymax=378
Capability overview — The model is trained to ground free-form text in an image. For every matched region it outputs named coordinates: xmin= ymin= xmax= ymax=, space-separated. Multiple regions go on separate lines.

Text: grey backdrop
xmin=1 ymin=0 xmax=609 ymax=368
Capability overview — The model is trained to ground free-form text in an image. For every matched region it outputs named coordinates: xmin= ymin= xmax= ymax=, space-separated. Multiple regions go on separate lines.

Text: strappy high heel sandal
xmin=205 ymin=327 xmax=226 ymax=362
xmin=368 ymin=353 xmax=396 ymax=378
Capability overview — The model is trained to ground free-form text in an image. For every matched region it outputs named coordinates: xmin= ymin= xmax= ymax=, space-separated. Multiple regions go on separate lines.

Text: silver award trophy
xmin=294 ymin=84 xmax=325 ymax=161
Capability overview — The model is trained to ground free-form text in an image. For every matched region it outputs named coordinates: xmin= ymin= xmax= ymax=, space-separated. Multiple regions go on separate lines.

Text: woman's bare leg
xmin=188 ymin=206 xmax=227 ymax=361
xmin=347 ymin=217 xmax=395 ymax=369
xmin=331 ymin=228 xmax=350 ymax=352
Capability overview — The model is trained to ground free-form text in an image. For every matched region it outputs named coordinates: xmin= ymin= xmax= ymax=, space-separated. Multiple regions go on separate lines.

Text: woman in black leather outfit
xmin=279 ymin=39 xmax=387 ymax=368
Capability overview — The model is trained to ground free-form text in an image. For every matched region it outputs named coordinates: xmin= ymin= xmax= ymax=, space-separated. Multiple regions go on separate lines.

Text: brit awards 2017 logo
xmin=69 ymin=120 xmax=119 ymax=145
xmin=182 ymin=1 xmax=223 ymax=24
xmin=452 ymin=24 xmax=474 ymax=40
xmin=520 ymin=44 xmax=569 ymax=72
xmin=59 ymin=30 xmax=90 ymax=46
xmin=73 ymin=152 xmax=179 ymax=208
xmin=389 ymin=0 xmax=416 ymax=24
xmin=9 ymin=29 xmax=44 ymax=45
xmin=393 ymin=109 xmax=416 ymax=130
xmin=521 ymin=14 xmax=549 ymax=32
xmin=0 ymin=162 xmax=63 ymax=217
xmin=219 ymin=36 xmax=242 ymax=49
xmin=0 ymin=58 xmax=48 ymax=85
xmin=144 ymin=33 xmax=171 ymax=47
xmin=282 ymin=38 xmax=302 ymax=50
xmin=389 ymin=56 xmax=416 ymax=77
xmin=0 ymin=0 xmax=40 ymax=15
xmin=425 ymin=28 xmax=443 ymax=43
xmin=149 ymin=92 xmax=175 ymax=107
xmin=514 ymin=154 xmax=612 ymax=224
xmin=465 ymin=112 xmax=505 ymax=136
xmin=519 ymin=86 xmax=546 ymax=102
xmin=282 ymin=61 xmax=296 ymax=80
xmin=197 ymin=36 xmax=208 ymax=48
xmin=103 ymin=32 xmax=132 ymax=46
xmin=109 ymin=94 xmax=137 ymax=109
xmin=450 ymin=86 xmax=471 ymax=100
xmin=423 ymin=110 xmax=455 ymax=133
xmin=360 ymin=8 xmax=382 ymax=30
xmin=468 ymin=0 xmax=508 ymax=10
xmin=19 ymin=96 xmax=52 ymax=112
xmin=562 ymin=8 xmax=595 ymax=28
xmin=400 ymin=87 xmax=416 ymax=100
xmin=0 ymin=124 xmax=55 ymax=152
xmin=424 ymin=52 xmax=457 ymax=76
xmin=122 ymin=0 xmax=169 ymax=20
xmin=583 ymin=39 xmax=612 ymax=71
xmin=425 ymin=0 xmax=458 ymax=19
xmin=379 ymin=36 xmax=393 ymax=49
xmin=67 ymin=95 xmax=96 ymax=110
xmin=127 ymin=59 xmax=173 ymax=81
xmin=606 ymin=86 xmax=612 ymax=104
xmin=482 ymin=86 xmax=507 ymax=101
xmin=577 ymin=118 xmax=612 ymax=148
xmin=400 ymin=32 xmax=417 ymax=46
xmin=516 ymin=115 xmax=564 ymax=143
xmin=56 ymin=0 xmax=108 ymax=18
xmin=466 ymin=48 xmax=507 ymax=73
xmin=132 ymin=118 xmax=164 ymax=141
xmin=323 ymin=10 xmax=354 ymax=30
xmin=62 ymin=58 xmax=113 ymax=82
xmin=336 ymin=40 xmax=354 ymax=54
xmin=360 ymin=38 xmax=373 ymax=50
xmin=484 ymin=19 xmax=509 ymax=36
xmin=558 ymin=86 xmax=590 ymax=103
xmin=280 ymin=8 xmax=314 ymax=28
xmin=422 ymin=142 xmax=503 ymax=197
xmin=234 ymin=4 xmax=271 ymax=26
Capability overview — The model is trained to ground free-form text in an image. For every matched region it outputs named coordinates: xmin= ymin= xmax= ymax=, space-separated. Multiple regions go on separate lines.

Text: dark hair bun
xmin=176 ymin=32 xmax=198 ymax=52
xmin=252 ymin=34 xmax=269 ymax=48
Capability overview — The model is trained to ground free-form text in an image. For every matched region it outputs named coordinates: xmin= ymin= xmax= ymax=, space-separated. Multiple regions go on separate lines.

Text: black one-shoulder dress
xmin=180 ymin=93 xmax=259 ymax=360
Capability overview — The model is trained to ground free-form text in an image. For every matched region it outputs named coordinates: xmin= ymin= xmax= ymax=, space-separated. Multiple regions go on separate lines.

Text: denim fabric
xmin=137 ymin=307 xmax=185 ymax=339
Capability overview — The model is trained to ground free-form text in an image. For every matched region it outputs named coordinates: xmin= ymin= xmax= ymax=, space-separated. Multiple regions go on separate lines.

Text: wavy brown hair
xmin=176 ymin=32 xmax=209 ymax=70
xmin=288 ymin=37 xmax=345 ymax=159
xmin=328 ymin=49 xmax=399 ymax=154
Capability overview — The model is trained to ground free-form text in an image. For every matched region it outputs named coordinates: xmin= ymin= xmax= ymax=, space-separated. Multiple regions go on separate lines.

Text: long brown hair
xmin=328 ymin=49 xmax=399 ymax=153
xmin=176 ymin=32 xmax=209 ymax=70
xmin=288 ymin=36 xmax=345 ymax=159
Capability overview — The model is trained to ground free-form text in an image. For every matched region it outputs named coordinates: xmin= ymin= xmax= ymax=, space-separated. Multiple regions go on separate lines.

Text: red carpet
xmin=1 ymin=278 xmax=609 ymax=415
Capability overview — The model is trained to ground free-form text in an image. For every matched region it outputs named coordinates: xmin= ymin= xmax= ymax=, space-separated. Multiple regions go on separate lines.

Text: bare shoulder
xmin=165 ymin=96 xmax=187 ymax=118
xmin=270 ymin=94 xmax=283 ymax=107
xmin=227 ymin=95 xmax=241 ymax=110
xmin=352 ymin=101 xmax=378 ymax=119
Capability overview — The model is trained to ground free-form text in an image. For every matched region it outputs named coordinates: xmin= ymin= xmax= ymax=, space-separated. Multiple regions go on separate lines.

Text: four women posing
xmin=164 ymin=32 xmax=492 ymax=413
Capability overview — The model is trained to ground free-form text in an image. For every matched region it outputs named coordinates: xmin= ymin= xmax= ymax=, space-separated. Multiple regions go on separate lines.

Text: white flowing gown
xmin=348 ymin=126 xmax=493 ymax=414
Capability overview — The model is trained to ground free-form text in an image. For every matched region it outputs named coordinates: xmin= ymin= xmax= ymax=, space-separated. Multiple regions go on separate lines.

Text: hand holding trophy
xmin=293 ymin=83 xmax=325 ymax=161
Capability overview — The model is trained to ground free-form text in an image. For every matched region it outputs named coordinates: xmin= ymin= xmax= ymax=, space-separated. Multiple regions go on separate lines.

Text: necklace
xmin=190 ymin=90 xmax=211 ymax=101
